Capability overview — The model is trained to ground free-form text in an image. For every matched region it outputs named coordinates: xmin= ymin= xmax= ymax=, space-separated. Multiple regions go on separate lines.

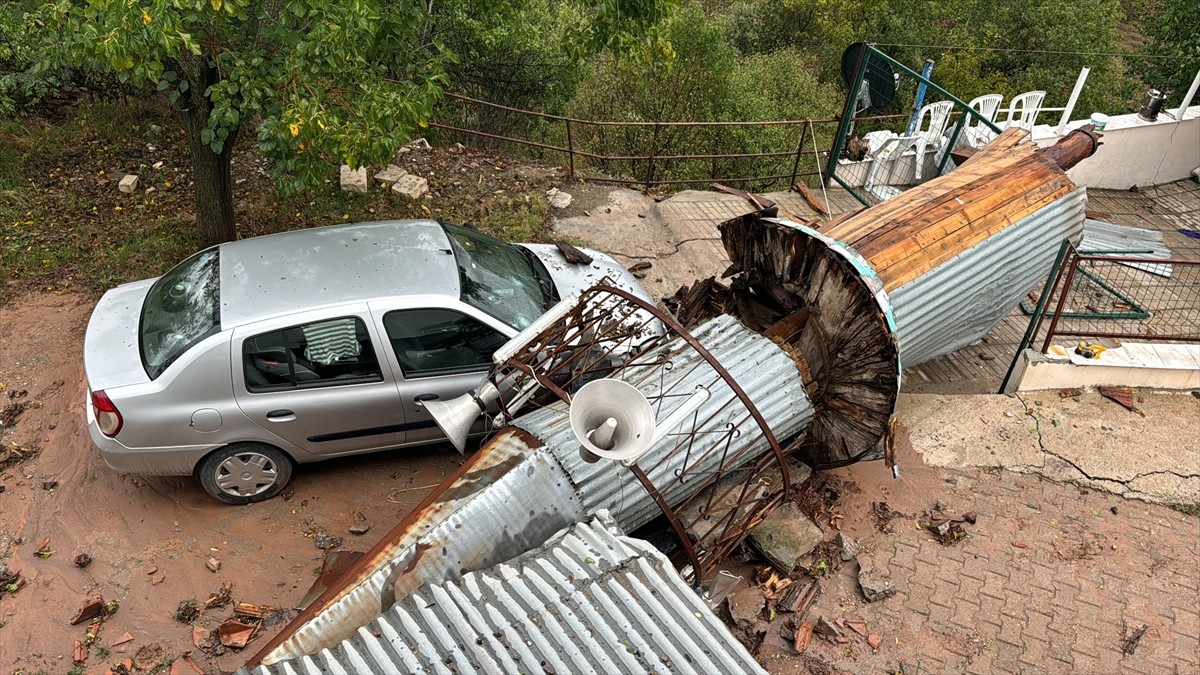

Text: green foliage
xmin=1141 ymin=0 xmax=1200 ymax=106
xmin=0 ymin=2 xmax=72 ymax=117
xmin=566 ymin=4 xmax=840 ymax=186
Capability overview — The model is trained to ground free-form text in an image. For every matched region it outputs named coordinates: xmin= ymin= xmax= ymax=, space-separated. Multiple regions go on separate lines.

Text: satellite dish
xmin=840 ymin=43 xmax=896 ymax=112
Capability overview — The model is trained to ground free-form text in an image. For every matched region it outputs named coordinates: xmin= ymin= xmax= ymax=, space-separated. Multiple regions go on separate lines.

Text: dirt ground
xmin=0 ymin=293 xmax=460 ymax=673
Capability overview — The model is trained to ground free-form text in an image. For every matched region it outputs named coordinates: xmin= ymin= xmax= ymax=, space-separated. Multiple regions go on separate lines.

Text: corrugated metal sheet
xmin=1080 ymin=218 xmax=1174 ymax=277
xmin=260 ymin=315 xmax=811 ymax=663
xmin=247 ymin=511 xmax=766 ymax=675
xmin=515 ymin=314 xmax=814 ymax=533
xmin=888 ymin=187 xmax=1087 ymax=366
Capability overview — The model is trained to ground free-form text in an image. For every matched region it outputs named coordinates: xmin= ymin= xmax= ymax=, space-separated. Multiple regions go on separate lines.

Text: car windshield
xmin=444 ymin=224 xmax=550 ymax=330
xmin=139 ymin=248 xmax=221 ymax=379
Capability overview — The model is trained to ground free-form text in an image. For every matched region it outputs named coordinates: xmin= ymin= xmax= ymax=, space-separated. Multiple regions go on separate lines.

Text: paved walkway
xmin=779 ymin=460 xmax=1200 ymax=675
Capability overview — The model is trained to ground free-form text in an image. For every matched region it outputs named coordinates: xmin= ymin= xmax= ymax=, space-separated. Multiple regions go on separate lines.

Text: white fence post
xmin=1174 ymin=68 xmax=1200 ymax=119
xmin=1056 ymin=67 xmax=1091 ymax=136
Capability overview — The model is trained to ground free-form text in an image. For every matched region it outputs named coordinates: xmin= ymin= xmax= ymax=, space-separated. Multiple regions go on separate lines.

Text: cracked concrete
xmin=898 ymin=390 xmax=1200 ymax=508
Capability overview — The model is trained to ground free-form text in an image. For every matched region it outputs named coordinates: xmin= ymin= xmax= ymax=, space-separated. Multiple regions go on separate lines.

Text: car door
xmin=232 ymin=308 xmax=408 ymax=456
xmin=372 ymin=301 xmax=515 ymax=445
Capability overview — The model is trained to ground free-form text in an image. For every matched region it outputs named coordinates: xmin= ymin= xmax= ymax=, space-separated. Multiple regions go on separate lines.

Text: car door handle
xmin=266 ymin=409 xmax=295 ymax=420
xmin=414 ymin=393 xmax=439 ymax=403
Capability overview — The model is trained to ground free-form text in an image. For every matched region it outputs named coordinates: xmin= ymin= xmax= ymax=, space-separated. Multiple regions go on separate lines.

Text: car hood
xmin=84 ymin=279 xmax=156 ymax=391
xmin=517 ymin=244 xmax=651 ymax=303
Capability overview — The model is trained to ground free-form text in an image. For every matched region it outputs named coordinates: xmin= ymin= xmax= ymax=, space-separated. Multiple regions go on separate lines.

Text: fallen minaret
xmin=248 ymin=127 xmax=1098 ymax=667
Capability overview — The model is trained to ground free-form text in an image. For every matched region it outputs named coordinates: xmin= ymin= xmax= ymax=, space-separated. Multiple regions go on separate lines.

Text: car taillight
xmin=91 ymin=390 xmax=123 ymax=437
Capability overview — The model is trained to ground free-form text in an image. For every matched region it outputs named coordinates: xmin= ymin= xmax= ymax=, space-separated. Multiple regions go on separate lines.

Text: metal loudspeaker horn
xmin=570 ymin=379 xmax=710 ymax=465
xmin=425 ymin=380 xmax=500 ymax=454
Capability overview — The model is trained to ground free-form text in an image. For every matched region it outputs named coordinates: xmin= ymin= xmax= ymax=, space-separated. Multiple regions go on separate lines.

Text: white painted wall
xmin=1032 ymin=106 xmax=1200 ymax=189
xmin=834 ymin=105 xmax=1200 ymax=192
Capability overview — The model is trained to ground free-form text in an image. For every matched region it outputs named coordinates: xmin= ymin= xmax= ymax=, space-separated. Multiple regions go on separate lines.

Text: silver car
xmin=84 ymin=220 xmax=660 ymax=504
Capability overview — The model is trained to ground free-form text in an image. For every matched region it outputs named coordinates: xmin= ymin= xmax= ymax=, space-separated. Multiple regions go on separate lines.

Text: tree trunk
xmin=176 ymin=53 xmax=239 ymax=247
xmin=186 ymin=118 xmax=237 ymax=247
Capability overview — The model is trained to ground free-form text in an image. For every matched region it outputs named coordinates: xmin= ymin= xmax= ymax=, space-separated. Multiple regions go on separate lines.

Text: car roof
xmin=218 ymin=220 xmax=460 ymax=328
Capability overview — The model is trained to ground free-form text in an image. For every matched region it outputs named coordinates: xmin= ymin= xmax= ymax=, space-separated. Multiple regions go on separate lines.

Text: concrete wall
xmin=1032 ymin=106 xmax=1200 ymax=189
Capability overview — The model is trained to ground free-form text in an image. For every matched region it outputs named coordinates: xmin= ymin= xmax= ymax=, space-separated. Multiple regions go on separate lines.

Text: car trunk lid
xmin=84 ymin=279 xmax=155 ymax=390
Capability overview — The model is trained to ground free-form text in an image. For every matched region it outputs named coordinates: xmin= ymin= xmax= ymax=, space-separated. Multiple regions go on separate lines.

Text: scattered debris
xmin=70 ymin=595 xmax=106 ymax=625
xmin=204 ymin=582 xmax=233 ymax=610
xmin=836 ymin=532 xmax=859 ymax=562
xmin=868 ymin=633 xmax=883 ymax=650
xmin=794 ymin=622 xmax=814 ymax=652
xmin=1099 ymin=386 xmax=1145 ymax=416
xmin=555 ymin=241 xmax=593 ymax=265
xmin=234 ymin=602 xmax=290 ymax=627
xmin=922 ymin=517 xmax=968 ymax=546
xmin=339 ymin=165 xmax=368 ymax=194
xmin=118 ymin=174 xmax=139 ymax=193
xmin=546 ymin=187 xmax=573 ymax=209
xmin=1012 ymin=541 xmax=1029 ymax=549
xmin=41 ymin=480 xmax=58 ymax=490
xmin=627 ymin=261 xmax=652 ymax=278
xmin=218 ymin=619 xmax=257 ymax=649
xmin=813 ymin=616 xmax=842 ymax=639
xmin=205 ymin=556 xmax=221 ymax=572
xmin=726 ymin=586 xmax=765 ymax=629
xmin=192 ymin=626 xmax=210 ymax=650
xmin=793 ymin=181 xmax=829 ymax=217
xmin=152 ymin=575 xmax=166 ymax=586
xmin=857 ymin=551 xmax=896 ymax=603
xmin=1121 ymin=622 xmax=1149 ymax=655
xmin=348 ymin=522 xmax=371 ymax=536
xmin=147 ymin=565 xmax=158 ymax=575
xmin=845 ymin=620 xmax=868 ymax=637
xmin=870 ymin=501 xmax=906 ymax=533
xmin=777 ymin=579 xmax=819 ymax=614
xmin=73 ymin=639 xmax=87 ymax=663
xmin=391 ymin=174 xmax=429 ymax=200
xmin=313 ymin=532 xmax=343 ymax=551
xmin=34 ymin=536 xmax=52 ymax=558
xmin=748 ymin=502 xmax=824 ymax=573
xmin=175 ymin=598 xmax=200 ymax=624
xmin=73 ymin=552 xmax=93 ymax=568
xmin=132 ymin=643 xmax=164 ymax=671
xmin=374 ymin=164 xmax=408 ymax=185
xmin=170 ymin=655 xmax=206 ymax=675
xmin=1 ymin=566 xmax=25 ymax=595
xmin=1058 ymin=387 xmax=1083 ymax=399
xmin=112 ymin=632 xmax=134 ymax=646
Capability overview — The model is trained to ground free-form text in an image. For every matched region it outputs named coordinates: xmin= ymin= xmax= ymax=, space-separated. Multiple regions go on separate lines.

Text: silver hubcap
xmin=215 ymin=452 xmax=277 ymax=496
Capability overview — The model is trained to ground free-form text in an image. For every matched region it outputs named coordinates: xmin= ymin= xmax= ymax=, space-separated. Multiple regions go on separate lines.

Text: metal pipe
xmin=1056 ymin=67 xmax=1091 ymax=136
xmin=906 ymin=59 xmax=936 ymax=135
xmin=1175 ymin=68 xmax=1200 ymax=119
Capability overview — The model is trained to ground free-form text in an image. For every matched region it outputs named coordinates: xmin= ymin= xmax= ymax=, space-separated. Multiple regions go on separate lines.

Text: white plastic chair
xmin=1003 ymin=90 xmax=1045 ymax=132
xmin=964 ymin=94 xmax=1003 ymax=148
xmin=864 ymin=135 xmax=920 ymax=202
xmin=913 ymin=101 xmax=954 ymax=181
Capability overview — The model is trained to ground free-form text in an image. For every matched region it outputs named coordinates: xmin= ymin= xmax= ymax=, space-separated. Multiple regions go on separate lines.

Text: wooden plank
xmin=822 ymin=140 xmax=1046 ymax=251
xmin=877 ymin=175 xmax=1074 ymax=289
xmin=850 ymin=158 xmax=1051 ymax=261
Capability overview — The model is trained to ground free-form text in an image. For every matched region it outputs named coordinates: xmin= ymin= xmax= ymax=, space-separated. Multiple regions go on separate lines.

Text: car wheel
xmin=198 ymin=443 xmax=293 ymax=505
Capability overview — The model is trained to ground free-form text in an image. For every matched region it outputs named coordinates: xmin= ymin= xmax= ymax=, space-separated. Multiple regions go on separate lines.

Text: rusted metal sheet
xmin=245 ymin=512 xmax=766 ymax=675
xmin=888 ymin=188 xmax=1088 ymax=366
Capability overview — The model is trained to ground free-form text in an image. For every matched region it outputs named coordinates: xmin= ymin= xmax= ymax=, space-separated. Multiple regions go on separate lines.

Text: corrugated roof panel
xmin=889 ymin=188 xmax=1087 ymax=366
xmin=250 ymin=512 xmax=765 ymax=675
xmin=515 ymin=314 xmax=814 ymax=533
xmin=1080 ymin=218 xmax=1174 ymax=277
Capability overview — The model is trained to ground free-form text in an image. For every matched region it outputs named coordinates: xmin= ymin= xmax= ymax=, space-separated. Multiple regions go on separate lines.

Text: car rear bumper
xmin=86 ymin=392 xmax=216 ymax=476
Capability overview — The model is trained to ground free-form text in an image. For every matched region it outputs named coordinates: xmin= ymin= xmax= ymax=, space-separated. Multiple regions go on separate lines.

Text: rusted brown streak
xmin=246 ymin=427 xmax=544 ymax=667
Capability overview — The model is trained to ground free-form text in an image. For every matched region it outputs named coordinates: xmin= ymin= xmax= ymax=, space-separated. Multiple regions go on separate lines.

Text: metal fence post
xmin=646 ymin=122 xmax=660 ymax=188
xmin=1041 ymin=251 xmax=1082 ymax=353
xmin=998 ymin=240 xmax=1072 ymax=394
xmin=565 ymin=118 xmax=575 ymax=180
xmin=789 ymin=124 xmax=809 ymax=189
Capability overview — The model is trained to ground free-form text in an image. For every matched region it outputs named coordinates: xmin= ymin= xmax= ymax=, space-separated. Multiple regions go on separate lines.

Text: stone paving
xmin=768 ymin=455 xmax=1200 ymax=675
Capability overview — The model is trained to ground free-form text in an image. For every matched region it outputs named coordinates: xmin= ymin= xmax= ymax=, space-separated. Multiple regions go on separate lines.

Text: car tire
xmin=197 ymin=443 xmax=293 ymax=505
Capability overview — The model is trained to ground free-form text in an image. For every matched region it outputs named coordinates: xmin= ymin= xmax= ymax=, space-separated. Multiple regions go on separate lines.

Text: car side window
xmin=243 ymin=317 xmax=382 ymax=391
xmin=383 ymin=309 xmax=508 ymax=377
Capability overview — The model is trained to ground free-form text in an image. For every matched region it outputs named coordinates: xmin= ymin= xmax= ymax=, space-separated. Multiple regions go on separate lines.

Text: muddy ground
xmin=0 ymin=293 xmax=461 ymax=673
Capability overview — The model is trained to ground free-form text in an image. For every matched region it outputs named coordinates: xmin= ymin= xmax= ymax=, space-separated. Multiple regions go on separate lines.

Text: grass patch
xmin=1 ymin=99 xmax=558 ymax=306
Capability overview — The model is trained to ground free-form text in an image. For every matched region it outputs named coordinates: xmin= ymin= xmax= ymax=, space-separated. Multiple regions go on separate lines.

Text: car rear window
xmin=139 ymin=248 xmax=221 ymax=379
